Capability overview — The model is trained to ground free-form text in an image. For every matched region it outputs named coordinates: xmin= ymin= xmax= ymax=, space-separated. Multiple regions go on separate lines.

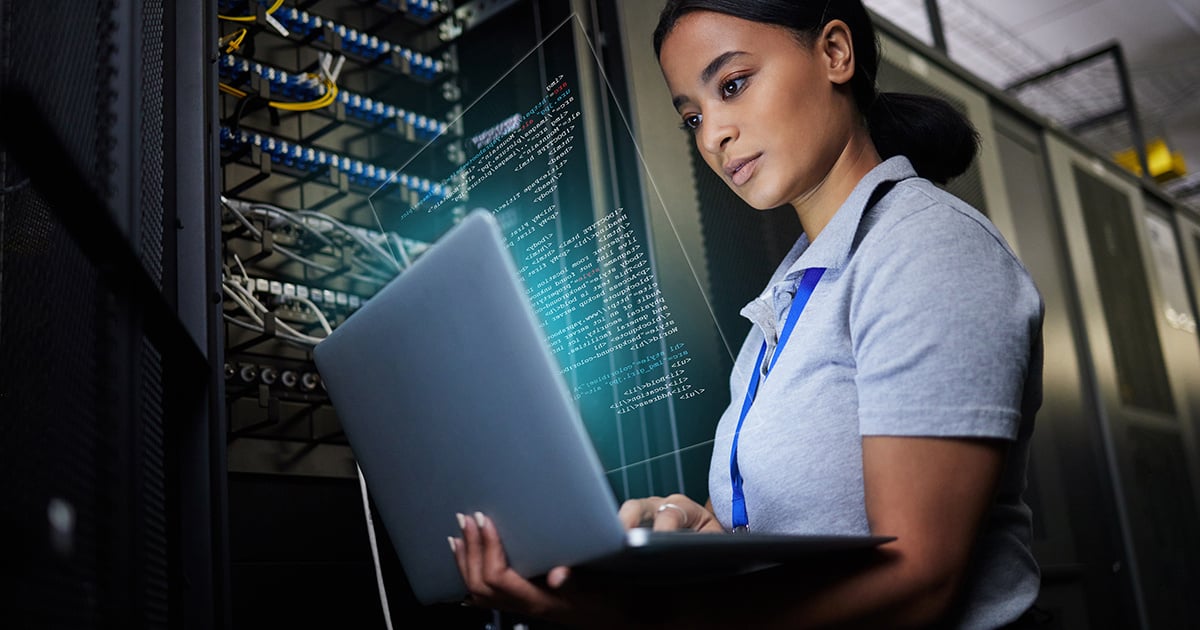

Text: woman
xmin=452 ymin=1 xmax=1044 ymax=627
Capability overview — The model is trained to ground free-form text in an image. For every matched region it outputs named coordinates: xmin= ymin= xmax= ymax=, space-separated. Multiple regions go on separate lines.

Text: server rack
xmin=212 ymin=1 xmax=479 ymax=625
xmin=214 ymin=0 xmax=728 ymax=625
xmin=0 ymin=0 xmax=225 ymax=627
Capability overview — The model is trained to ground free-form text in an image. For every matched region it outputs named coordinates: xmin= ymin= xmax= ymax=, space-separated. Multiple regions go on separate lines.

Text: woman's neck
xmin=792 ymin=130 xmax=881 ymax=242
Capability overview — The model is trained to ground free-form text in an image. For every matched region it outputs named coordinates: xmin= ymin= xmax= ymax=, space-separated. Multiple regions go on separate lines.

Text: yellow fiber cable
xmin=220 ymin=28 xmax=248 ymax=53
xmin=219 ymin=0 xmax=285 ymax=23
xmin=219 ymin=74 xmax=338 ymax=112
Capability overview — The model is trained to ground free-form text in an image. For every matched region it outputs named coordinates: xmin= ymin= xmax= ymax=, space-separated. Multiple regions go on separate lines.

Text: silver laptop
xmin=313 ymin=209 xmax=893 ymax=604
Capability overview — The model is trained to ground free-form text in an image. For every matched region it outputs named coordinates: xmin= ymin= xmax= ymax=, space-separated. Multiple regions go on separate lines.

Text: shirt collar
xmin=739 ymin=156 xmax=918 ymax=339
xmin=783 ymin=155 xmax=917 ymax=277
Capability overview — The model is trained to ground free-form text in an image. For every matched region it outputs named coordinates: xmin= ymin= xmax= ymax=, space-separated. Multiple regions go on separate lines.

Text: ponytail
xmin=868 ymin=92 xmax=979 ymax=184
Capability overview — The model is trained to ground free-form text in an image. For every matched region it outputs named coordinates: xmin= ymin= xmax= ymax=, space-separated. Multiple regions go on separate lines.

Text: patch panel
xmin=376 ymin=0 xmax=450 ymax=21
xmin=218 ymin=53 xmax=452 ymax=140
xmin=229 ymin=273 xmax=369 ymax=316
xmin=220 ymin=126 xmax=446 ymax=195
xmin=262 ymin=6 xmax=452 ymax=80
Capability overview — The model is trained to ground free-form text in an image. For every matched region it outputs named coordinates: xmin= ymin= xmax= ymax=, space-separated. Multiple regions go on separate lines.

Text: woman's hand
xmin=450 ymin=498 xmax=719 ymax=626
xmin=617 ymin=494 xmax=724 ymax=533
xmin=450 ymin=511 xmax=577 ymax=621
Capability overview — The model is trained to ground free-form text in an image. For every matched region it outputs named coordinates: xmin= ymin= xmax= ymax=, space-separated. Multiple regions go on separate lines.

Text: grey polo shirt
xmin=707 ymin=156 xmax=1044 ymax=628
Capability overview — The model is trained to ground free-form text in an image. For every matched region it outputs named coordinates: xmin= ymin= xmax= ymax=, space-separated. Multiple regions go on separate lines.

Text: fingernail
xmin=456 ymin=513 xmax=466 ymax=529
xmin=448 ymin=536 xmax=457 ymax=553
xmin=474 ymin=512 xmax=486 ymax=528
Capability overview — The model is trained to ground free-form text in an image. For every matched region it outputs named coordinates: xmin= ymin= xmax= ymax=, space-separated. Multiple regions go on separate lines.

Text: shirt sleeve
xmin=851 ymin=199 xmax=1044 ymax=439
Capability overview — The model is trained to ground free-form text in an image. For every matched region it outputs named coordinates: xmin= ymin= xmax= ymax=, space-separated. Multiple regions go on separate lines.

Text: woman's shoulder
xmin=848 ymin=176 xmax=1042 ymax=315
xmin=859 ymin=177 xmax=1021 ymax=266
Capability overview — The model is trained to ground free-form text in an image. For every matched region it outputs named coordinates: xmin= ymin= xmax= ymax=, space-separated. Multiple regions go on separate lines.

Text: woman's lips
xmin=727 ymin=154 xmax=761 ymax=187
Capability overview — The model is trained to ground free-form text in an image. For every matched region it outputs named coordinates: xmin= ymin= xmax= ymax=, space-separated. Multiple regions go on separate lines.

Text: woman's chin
xmin=737 ymin=191 xmax=786 ymax=212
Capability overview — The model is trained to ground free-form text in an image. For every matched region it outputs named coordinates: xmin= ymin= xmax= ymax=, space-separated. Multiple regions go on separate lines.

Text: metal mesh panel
xmin=137 ymin=1 xmax=169 ymax=620
xmin=876 ymin=58 xmax=989 ymax=216
xmin=1072 ymin=165 xmax=1175 ymax=415
xmin=1005 ymin=54 xmax=1146 ymax=174
xmin=139 ymin=0 xmax=165 ymax=287
xmin=141 ymin=339 xmax=168 ymax=629
xmin=1 ymin=0 xmax=114 ymax=626
xmin=2 ymin=0 xmax=115 ymax=200
xmin=1126 ymin=425 xmax=1200 ymax=627
xmin=0 ymin=188 xmax=105 ymax=627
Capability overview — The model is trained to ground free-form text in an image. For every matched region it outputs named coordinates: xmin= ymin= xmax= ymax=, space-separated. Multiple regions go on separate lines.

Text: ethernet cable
xmin=221 ymin=199 xmax=392 ymax=286
xmin=222 ymin=196 xmax=401 ymax=274
xmin=222 ymin=276 xmax=329 ymax=346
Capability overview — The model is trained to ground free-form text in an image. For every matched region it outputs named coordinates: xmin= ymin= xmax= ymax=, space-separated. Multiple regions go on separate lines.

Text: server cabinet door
xmin=1045 ymin=135 xmax=1200 ymax=629
xmin=990 ymin=107 xmax=1135 ymax=630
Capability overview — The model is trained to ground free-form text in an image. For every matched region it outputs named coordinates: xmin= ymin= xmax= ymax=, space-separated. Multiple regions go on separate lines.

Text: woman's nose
xmin=698 ymin=112 xmax=736 ymax=155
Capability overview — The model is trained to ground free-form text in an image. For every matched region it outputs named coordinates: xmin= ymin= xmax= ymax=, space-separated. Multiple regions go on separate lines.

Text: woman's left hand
xmin=451 ymin=511 xmax=597 ymax=625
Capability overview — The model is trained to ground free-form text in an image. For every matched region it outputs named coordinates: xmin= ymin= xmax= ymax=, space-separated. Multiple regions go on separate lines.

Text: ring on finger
xmin=656 ymin=502 xmax=689 ymax=528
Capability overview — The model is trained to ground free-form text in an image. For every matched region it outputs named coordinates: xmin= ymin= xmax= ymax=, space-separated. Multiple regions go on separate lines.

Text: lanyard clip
xmin=732 ymin=525 xmax=750 ymax=534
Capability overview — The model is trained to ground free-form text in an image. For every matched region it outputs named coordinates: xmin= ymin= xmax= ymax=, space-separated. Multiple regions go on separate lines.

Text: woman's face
xmin=659 ymin=11 xmax=854 ymax=210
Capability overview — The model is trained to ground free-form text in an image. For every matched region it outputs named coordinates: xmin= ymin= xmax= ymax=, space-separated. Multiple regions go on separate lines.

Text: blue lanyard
xmin=729 ymin=267 xmax=825 ymax=532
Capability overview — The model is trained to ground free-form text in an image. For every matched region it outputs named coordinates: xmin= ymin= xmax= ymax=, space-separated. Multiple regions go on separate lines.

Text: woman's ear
xmin=819 ymin=19 xmax=856 ymax=86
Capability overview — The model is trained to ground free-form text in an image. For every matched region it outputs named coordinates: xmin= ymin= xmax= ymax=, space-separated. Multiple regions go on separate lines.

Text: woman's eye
xmin=721 ymin=77 xmax=746 ymax=98
xmin=679 ymin=113 xmax=702 ymax=131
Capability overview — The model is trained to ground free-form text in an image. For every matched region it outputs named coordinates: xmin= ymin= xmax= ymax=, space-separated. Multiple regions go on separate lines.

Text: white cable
xmin=223 ymin=200 xmax=264 ymax=239
xmin=357 ymin=465 xmax=394 ymax=630
xmin=223 ymin=199 xmax=395 ymax=284
xmin=296 ymin=295 xmax=333 ymax=335
xmin=232 ymin=253 xmax=251 ymax=284
xmin=290 ymin=208 xmax=402 ymax=272
xmin=223 ymin=314 xmax=323 ymax=348
xmin=246 ymin=205 xmax=337 ymax=250
xmin=224 ymin=280 xmax=327 ymax=344
xmin=222 ymin=284 xmax=263 ymax=325
xmin=388 ymin=234 xmax=412 ymax=270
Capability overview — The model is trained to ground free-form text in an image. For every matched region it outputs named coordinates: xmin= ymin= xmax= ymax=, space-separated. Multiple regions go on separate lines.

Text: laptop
xmin=313 ymin=209 xmax=893 ymax=604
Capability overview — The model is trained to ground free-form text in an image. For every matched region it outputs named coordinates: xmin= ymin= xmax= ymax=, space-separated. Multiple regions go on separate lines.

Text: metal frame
xmin=1006 ymin=44 xmax=1151 ymax=181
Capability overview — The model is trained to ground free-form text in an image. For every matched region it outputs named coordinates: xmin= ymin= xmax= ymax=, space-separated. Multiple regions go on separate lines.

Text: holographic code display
xmin=370 ymin=16 xmax=728 ymax=500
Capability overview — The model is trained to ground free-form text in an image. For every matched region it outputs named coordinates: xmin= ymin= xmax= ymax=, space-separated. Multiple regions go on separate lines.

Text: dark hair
xmin=653 ymin=0 xmax=978 ymax=184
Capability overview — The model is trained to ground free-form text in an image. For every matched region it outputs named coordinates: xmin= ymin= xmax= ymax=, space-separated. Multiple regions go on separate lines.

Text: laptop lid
xmin=313 ymin=209 xmax=629 ymax=604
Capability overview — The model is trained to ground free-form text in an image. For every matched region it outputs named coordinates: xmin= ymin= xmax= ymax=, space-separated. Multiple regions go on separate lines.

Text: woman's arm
xmin=671 ymin=435 xmax=1007 ymax=629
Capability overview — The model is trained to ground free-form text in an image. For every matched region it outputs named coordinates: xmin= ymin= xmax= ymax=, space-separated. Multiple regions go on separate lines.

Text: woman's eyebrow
xmin=700 ymin=50 xmax=747 ymax=85
xmin=671 ymin=50 xmax=748 ymax=111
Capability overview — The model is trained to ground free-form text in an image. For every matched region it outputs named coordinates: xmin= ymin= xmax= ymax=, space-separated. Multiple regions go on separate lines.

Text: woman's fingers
xmin=652 ymin=501 xmax=691 ymax=531
xmin=619 ymin=495 xmax=708 ymax=531
xmin=477 ymin=512 xmax=511 ymax=585
xmin=617 ymin=497 xmax=658 ymax=529
xmin=458 ymin=513 xmax=483 ymax=595
xmin=546 ymin=565 xmax=571 ymax=589
xmin=453 ymin=511 xmax=570 ymax=617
